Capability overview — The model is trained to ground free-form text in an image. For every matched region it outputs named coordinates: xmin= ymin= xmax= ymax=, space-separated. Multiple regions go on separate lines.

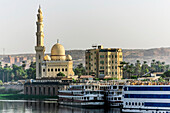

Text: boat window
xmin=135 ymin=102 xmax=137 ymax=106
xmin=129 ymin=102 xmax=131 ymax=105
xmin=139 ymin=102 xmax=141 ymax=106
xmin=132 ymin=102 xmax=134 ymax=105
xmin=126 ymin=102 xmax=128 ymax=105
xmin=113 ymin=86 xmax=117 ymax=89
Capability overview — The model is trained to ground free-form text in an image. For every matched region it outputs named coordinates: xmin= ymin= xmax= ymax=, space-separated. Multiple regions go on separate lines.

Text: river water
xmin=0 ymin=100 xmax=121 ymax=113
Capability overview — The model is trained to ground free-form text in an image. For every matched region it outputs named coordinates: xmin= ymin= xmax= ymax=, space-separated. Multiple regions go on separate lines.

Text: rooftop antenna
xmin=57 ymin=39 xmax=59 ymax=43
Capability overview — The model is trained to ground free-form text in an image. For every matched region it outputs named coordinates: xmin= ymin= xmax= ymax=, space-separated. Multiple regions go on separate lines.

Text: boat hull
xmin=59 ymin=101 xmax=104 ymax=108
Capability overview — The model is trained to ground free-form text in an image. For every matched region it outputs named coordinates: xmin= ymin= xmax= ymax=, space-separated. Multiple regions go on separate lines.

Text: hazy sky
xmin=1 ymin=0 xmax=170 ymax=54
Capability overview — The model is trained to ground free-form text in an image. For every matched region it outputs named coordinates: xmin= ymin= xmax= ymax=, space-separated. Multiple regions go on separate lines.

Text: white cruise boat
xmin=58 ymin=83 xmax=105 ymax=107
xmin=122 ymin=85 xmax=170 ymax=113
xmin=100 ymin=84 xmax=123 ymax=107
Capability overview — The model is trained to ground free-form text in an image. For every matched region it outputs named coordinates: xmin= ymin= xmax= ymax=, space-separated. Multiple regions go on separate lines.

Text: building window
xmin=115 ymin=55 xmax=117 ymax=58
xmin=39 ymin=55 xmax=41 ymax=59
xmin=30 ymin=87 xmax=32 ymax=94
xmin=34 ymin=87 xmax=36 ymax=95
xmin=100 ymin=55 xmax=104 ymax=58
xmin=43 ymin=87 xmax=45 ymax=94
xmin=112 ymin=61 xmax=114 ymax=64
xmin=55 ymin=68 xmax=57 ymax=71
xmin=106 ymin=55 xmax=107 ymax=58
xmin=112 ymin=66 xmax=114 ymax=69
xmin=48 ymin=87 xmax=50 ymax=96
xmin=62 ymin=68 xmax=64 ymax=71
xmin=120 ymin=55 xmax=122 ymax=58
xmin=115 ymin=71 xmax=117 ymax=74
xmin=100 ymin=66 xmax=104 ymax=69
xmin=65 ymin=68 xmax=67 ymax=71
xmin=43 ymin=69 xmax=45 ymax=72
xmin=115 ymin=66 xmax=117 ymax=69
xmin=39 ymin=87 xmax=41 ymax=95
xmin=100 ymin=61 xmax=104 ymax=64
xmin=48 ymin=68 xmax=50 ymax=72
xmin=58 ymin=68 xmax=60 ymax=71
xmin=39 ymin=63 xmax=41 ymax=75
xmin=26 ymin=87 xmax=28 ymax=94
xmin=53 ymin=87 xmax=55 ymax=95
xmin=109 ymin=55 xmax=111 ymax=58
xmin=51 ymin=69 xmax=53 ymax=72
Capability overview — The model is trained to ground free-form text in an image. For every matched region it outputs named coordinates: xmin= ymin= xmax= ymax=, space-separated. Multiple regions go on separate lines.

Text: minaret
xmin=35 ymin=5 xmax=45 ymax=79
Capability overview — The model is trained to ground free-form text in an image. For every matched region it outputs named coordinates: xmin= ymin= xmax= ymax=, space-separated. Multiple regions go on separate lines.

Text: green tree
xmin=74 ymin=63 xmax=86 ymax=76
xmin=57 ymin=72 xmax=65 ymax=76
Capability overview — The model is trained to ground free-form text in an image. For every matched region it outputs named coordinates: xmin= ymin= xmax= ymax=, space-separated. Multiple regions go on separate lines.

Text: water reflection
xmin=0 ymin=100 xmax=121 ymax=113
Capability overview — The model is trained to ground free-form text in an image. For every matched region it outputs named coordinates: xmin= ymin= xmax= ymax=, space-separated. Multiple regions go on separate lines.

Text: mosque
xmin=35 ymin=6 xmax=74 ymax=79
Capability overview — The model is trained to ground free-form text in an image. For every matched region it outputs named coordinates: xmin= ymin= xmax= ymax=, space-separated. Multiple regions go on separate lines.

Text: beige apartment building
xmin=85 ymin=45 xmax=123 ymax=80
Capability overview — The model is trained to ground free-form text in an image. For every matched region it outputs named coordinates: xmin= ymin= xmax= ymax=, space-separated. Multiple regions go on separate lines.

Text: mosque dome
xmin=51 ymin=40 xmax=66 ymax=61
xmin=66 ymin=55 xmax=72 ymax=61
xmin=44 ymin=55 xmax=51 ymax=61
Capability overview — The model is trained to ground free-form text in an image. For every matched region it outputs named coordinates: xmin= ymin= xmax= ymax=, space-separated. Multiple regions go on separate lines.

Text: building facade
xmin=24 ymin=81 xmax=69 ymax=96
xmin=85 ymin=45 xmax=123 ymax=79
xmin=35 ymin=6 xmax=74 ymax=79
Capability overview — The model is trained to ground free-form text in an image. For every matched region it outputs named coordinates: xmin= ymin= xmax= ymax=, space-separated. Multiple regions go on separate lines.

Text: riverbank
xmin=0 ymin=94 xmax=58 ymax=100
